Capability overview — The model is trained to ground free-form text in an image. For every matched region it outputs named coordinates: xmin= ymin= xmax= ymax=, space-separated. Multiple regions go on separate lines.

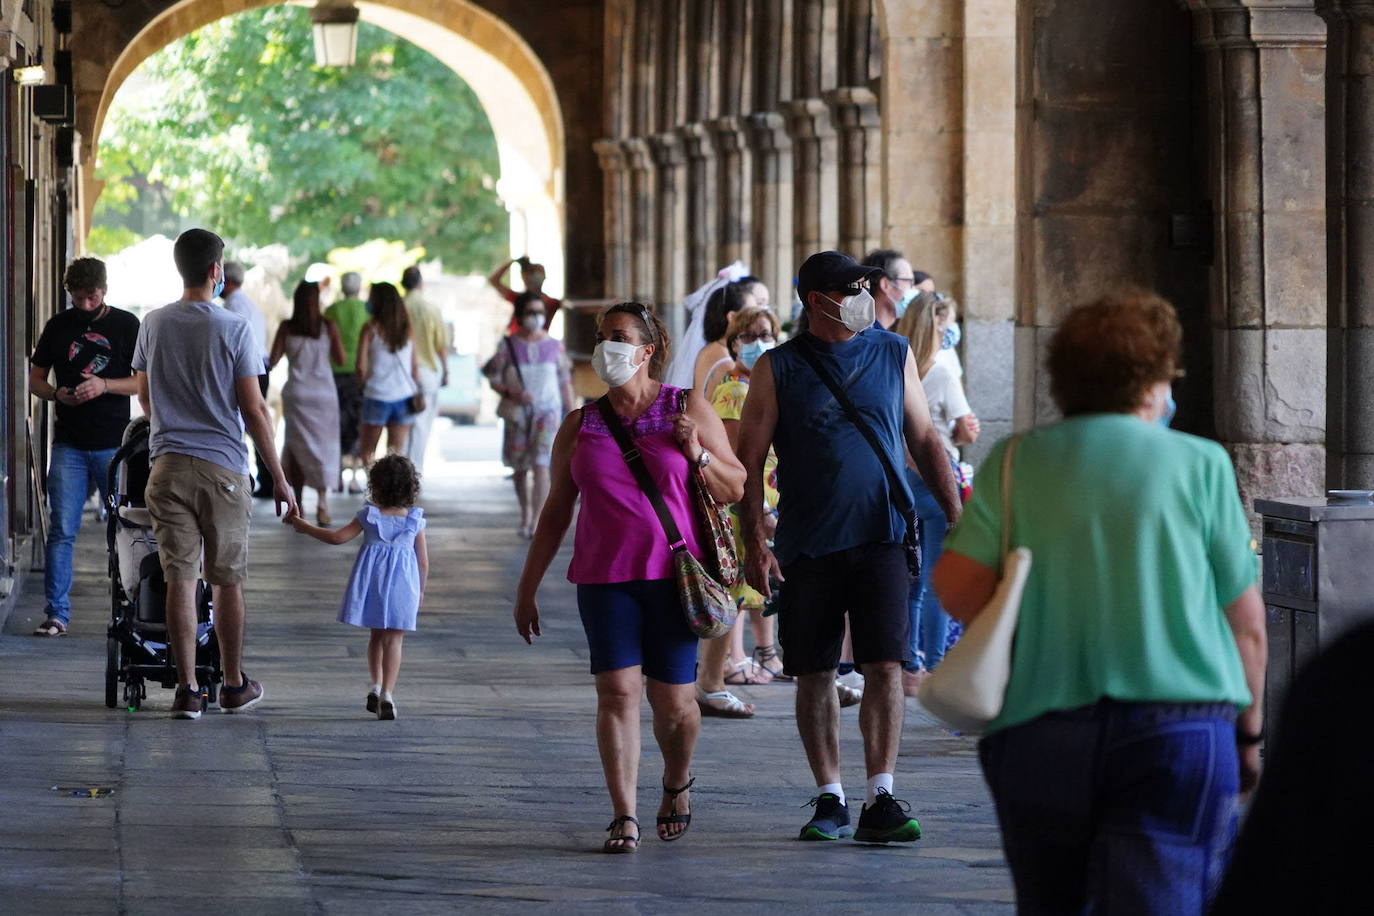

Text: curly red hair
xmin=1048 ymin=290 xmax=1182 ymax=416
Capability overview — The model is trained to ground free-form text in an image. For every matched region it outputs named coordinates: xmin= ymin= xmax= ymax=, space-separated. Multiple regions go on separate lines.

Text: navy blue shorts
xmin=362 ymin=397 xmax=414 ymax=427
xmin=576 ymin=578 xmax=698 ymax=684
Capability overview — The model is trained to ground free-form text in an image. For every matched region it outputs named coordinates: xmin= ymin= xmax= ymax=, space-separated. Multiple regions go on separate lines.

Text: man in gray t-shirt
xmin=133 ymin=228 xmax=298 ymax=720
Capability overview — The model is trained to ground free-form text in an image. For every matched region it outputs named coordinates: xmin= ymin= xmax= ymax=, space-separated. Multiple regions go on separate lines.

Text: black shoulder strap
xmin=595 ymin=396 xmax=687 ymax=549
xmin=792 ymin=338 xmax=914 ymax=515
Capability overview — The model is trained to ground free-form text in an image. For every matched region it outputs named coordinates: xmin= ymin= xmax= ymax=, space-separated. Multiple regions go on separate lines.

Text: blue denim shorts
xmin=576 ymin=579 xmax=698 ymax=684
xmin=362 ymin=397 xmax=414 ymax=427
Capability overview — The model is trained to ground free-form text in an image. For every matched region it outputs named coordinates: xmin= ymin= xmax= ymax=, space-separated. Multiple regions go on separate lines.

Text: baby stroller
xmin=104 ymin=417 xmax=222 ymax=710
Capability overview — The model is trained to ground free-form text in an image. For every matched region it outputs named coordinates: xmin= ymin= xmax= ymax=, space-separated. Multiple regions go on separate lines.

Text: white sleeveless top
xmin=365 ymin=333 xmax=416 ymax=402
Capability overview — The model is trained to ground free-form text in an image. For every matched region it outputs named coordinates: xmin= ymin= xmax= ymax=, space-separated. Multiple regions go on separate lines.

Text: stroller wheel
xmin=123 ymin=677 xmax=143 ymax=712
xmin=105 ymin=637 xmax=121 ymax=709
xmin=206 ymin=682 xmax=219 ymax=706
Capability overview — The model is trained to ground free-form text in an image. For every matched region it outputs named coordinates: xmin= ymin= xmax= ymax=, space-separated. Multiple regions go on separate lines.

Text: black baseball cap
xmin=796 ymin=250 xmax=883 ymax=304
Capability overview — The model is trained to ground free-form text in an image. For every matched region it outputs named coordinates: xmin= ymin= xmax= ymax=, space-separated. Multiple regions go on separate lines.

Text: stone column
xmin=680 ymin=122 xmax=719 ymax=286
xmin=651 ymin=132 xmax=688 ymax=340
xmin=784 ymin=99 xmax=840 ymax=269
xmin=621 ymin=137 xmax=656 ymax=303
xmin=788 ymin=0 xmax=839 ymax=267
xmin=748 ymin=112 xmax=796 ymax=316
xmin=593 ymin=139 xmax=632 ymax=298
xmin=1187 ymin=2 xmax=1328 ymax=508
xmin=749 ymin=0 xmax=795 ymax=307
xmin=1318 ymin=1 xmax=1374 ymax=486
xmin=713 ymin=116 xmax=754 ymax=269
xmin=1015 ymin=0 xmax=1219 ymax=442
xmin=827 ymin=86 xmax=882 ymax=258
xmin=961 ymin=0 xmax=1017 ymax=460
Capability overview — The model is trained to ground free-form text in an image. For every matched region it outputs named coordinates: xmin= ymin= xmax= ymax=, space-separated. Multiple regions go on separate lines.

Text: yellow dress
xmin=710 ymin=373 xmax=779 ymax=610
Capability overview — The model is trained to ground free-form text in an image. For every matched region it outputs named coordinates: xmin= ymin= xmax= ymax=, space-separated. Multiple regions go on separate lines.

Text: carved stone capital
xmin=708 ymin=116 xmax=750 ymax=154
xmin=619 ymin=136 xmax=653 ymax=171
xmin=676 ymin=122 xmax=717 ymax=160
xmin=745 ymin=112 xmax=793 ymax=153
xmin=780 ymin=98 xmax=837 ymax=140
xmin=824 ymin=86 xmax=881 ymax=129
xmin=1184 ymin=1 xmax=1327 ymax=48
xmin=592 ymin=138 xmax=628 ymax=172
xmin=648 ymin=132 xmax=685 ymax=168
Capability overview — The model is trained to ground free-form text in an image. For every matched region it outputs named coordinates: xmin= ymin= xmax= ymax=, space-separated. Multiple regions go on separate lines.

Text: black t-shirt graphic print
xmin=31 ymin=305 xmax=140 ymax=450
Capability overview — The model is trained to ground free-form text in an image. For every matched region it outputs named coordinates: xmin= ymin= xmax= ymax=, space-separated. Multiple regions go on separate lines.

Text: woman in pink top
xmin=514 ymin=303 xmax=745 ymax=854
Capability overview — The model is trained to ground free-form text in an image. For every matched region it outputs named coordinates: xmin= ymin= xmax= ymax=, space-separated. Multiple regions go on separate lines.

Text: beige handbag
xmin=917 ymin=435 xmax=1032 ymax=735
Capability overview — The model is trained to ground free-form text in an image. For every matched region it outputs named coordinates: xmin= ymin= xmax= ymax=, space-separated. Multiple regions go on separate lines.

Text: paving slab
xmin=0 ymin=426 xmax=1012 ymax=913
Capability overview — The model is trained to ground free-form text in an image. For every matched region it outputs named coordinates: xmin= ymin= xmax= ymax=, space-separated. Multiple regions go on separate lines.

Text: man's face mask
xmin=817 ymin=287 xmax=876 ymax=333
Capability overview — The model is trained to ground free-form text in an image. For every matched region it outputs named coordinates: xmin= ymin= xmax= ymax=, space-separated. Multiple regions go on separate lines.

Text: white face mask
xmin=521 ymin=313 xmax=546 ymax=332
xmin=818 ymin=288 xmax=876 ymax=333
xmin=592 ymin=340 xmax=646 ymax=387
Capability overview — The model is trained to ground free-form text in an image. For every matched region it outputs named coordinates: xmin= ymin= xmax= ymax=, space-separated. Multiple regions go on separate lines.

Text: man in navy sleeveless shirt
xmin=738 ymin=250 xmax=961 ymax=844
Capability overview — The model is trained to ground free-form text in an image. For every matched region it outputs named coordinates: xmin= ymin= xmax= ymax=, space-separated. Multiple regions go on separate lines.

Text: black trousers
xmin=252 ymin=373 xmax=272 ymax=495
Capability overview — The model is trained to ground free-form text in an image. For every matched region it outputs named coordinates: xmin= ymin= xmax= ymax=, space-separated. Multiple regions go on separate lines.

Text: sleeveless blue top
xmin=768 ymin=329 xmax=913 ymax=565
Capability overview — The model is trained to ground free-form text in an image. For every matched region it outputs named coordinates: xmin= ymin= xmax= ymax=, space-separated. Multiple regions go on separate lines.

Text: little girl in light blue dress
xmin=288 ymin=454 xmax=427 ymax=719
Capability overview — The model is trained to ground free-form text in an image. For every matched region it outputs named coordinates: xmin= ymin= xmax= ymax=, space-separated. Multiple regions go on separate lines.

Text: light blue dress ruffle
xmin=338 ymin=505 xmax=424 ymax=631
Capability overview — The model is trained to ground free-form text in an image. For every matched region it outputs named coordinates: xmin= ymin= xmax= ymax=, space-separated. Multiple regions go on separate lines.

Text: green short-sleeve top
xmin=943 ymin=414 xmax=1259 ymax=734
xmin=324 ymin=297 xmax=369 ymax=373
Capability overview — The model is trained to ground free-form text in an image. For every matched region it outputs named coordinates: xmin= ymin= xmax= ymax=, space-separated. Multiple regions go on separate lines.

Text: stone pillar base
xmin=1227 ymin=442 xmax=1326 ymax=531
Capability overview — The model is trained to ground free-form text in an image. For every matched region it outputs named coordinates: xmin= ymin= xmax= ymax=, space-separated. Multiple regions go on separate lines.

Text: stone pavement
xmin=0 ymin=427 xmax=1013 ymax=914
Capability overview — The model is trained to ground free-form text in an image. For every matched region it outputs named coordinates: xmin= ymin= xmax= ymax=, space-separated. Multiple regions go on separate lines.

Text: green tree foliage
xmin=93 ymin=4 xmax=507 ymax=271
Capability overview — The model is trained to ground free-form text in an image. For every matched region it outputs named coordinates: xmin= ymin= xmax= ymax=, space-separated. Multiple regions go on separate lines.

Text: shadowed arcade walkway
xmin=0 ymin=427 xmax=1012 ymax=914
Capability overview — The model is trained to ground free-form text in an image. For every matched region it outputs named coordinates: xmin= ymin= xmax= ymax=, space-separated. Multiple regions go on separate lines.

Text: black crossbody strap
xmin=793 ymin=339 xmax=914 ymax=515
xmin=595 ymin=396 xmax=688 ymax=550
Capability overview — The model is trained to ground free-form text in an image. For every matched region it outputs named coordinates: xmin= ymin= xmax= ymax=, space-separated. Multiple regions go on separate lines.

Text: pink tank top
xmin=567 ymin=385 xmax=703 ymax=584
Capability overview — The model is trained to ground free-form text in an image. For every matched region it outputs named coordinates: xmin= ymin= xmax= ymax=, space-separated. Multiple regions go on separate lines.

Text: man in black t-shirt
xmin=29 ymin=258 xmax=141 ymax=636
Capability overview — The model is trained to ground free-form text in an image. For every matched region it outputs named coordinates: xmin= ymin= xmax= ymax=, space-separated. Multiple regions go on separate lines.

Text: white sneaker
xmin=836 ymin=670 xmax=865 ymax=691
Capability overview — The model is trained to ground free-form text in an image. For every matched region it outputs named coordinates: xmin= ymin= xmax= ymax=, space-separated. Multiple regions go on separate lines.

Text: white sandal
xmin=836 ymin=682 xmax=863 ymax=708
xmin=696 ymin=686 xmax=755 ymax=718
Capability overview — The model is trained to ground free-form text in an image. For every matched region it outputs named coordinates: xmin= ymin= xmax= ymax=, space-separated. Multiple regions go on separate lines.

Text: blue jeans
xmin=904 ymin=469 xmax=949 ymax=671
xmin=979 ymin=700 xmax=1240 ymax=915
xmin=44 ymin=443 xmax=118 ymax=625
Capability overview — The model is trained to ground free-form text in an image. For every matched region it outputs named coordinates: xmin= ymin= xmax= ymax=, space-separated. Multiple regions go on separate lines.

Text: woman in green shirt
xmin=933 ymin=291 xmax=1266 ymax=914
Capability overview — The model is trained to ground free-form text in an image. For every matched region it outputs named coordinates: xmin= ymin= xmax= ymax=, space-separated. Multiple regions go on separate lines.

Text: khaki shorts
xmin=145 ymin=453 xmax=252 ymax=585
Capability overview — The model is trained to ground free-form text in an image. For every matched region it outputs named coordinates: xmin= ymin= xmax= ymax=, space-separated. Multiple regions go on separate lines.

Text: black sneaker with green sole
xmin=799 ymin=793 xmax=854 ymax=841
xmin=854 ymin=789 xmax=922 ymax=843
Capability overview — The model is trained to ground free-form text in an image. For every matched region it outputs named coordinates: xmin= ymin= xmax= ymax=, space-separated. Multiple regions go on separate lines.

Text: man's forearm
xmin=915 ymin=431 xmax=960 ymax=522
xmin=740 ymin=469 xmax=768 ymax=549
xmin=105 ymin=375 xmax=139 ymax=397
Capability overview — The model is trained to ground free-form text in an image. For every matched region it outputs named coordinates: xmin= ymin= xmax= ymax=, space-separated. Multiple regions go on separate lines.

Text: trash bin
xmin=1255 ymin=496 xmax=1374 ymax=735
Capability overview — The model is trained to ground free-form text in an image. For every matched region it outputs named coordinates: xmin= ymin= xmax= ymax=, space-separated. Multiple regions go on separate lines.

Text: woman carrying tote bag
xmin=931 ymin=291 xmax=1266 ymax=915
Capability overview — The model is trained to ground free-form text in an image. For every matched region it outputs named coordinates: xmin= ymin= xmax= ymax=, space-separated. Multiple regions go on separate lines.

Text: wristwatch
xmin=1236 ymin=728 xmax=1263 ymax=747
xmin=696 ymin=449 xmax=712 ymax=469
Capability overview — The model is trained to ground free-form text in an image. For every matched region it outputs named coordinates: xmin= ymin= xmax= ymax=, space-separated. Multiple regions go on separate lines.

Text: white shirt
xmin=922 ymin=361 xmax=972 ymax=464
xmin=222 ymin=287 xmax=268 ymax=370
xmin=935 ymin=346 xmax=963 ymax=379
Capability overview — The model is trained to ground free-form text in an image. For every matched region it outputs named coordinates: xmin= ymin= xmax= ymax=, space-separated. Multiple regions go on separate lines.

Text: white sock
xmin=369 ymin=684 xmax=382 ymax=696
xmin=380 ymin=689 xmax=393 ymax=703
xmin=866 ymin=773 xmax=894 ymax=806
xmin=818 ymin=782 xmax=845 ymax=806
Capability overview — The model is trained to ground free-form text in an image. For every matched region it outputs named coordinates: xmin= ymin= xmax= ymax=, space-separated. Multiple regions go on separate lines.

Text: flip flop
xmin=723 ymin=658 xmax=770 ymax=686
xmin=33 ymin=619 xmax=67 ymax=637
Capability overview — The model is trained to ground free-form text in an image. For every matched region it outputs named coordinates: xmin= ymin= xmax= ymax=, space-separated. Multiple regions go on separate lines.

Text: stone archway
xmin=79 ymin=0 xmax=567 ymax=294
